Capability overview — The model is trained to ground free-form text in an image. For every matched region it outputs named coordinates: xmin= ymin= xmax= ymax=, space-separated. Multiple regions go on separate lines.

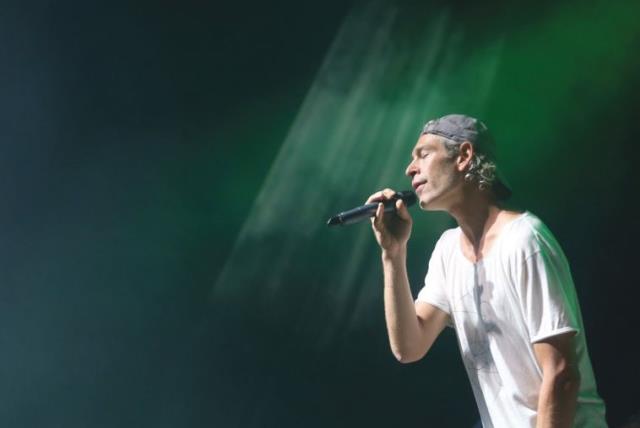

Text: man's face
xmin=405 ymin=133 xmax=462 ymax=211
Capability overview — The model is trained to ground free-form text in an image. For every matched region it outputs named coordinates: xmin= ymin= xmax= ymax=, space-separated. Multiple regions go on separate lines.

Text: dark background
xmin=1 ymin=0 xmax=639 ymax=427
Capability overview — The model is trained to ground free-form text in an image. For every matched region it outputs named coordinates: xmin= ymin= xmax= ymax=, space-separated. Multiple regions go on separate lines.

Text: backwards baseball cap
xmin=421 ymin=114 xmax=512 ymax=200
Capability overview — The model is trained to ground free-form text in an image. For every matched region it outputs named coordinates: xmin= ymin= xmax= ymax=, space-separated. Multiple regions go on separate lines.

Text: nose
xmin=405 ymin=159 xmax=418 ymax=177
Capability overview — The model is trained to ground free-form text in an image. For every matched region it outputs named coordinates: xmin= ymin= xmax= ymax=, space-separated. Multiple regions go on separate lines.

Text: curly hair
xmin=438 ymin=136 xmax=498 ymax=193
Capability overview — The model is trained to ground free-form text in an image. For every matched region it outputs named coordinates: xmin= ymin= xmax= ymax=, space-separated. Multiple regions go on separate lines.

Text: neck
xmin=448 ymin=187 xmax=501 ymax=250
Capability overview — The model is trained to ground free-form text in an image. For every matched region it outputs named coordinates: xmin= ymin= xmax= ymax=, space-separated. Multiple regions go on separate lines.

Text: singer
xmin=367 ymin=114 xmax=606 ymax=427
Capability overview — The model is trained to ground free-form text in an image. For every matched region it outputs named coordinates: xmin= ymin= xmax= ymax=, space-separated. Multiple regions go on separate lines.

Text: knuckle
xmin=367 ymin=190 xmax=384 ymax=203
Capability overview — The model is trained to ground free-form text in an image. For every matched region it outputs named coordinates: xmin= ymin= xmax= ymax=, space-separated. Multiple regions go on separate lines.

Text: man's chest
xmin=446 ymin=261 xmax=520 ymax=333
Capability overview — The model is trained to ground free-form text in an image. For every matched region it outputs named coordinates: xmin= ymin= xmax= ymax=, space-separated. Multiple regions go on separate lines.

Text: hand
xmin=366 ymin=188 xmax=413 ymax=257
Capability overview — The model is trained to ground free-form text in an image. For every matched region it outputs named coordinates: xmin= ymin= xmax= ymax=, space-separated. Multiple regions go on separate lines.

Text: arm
xmin=533 ymin=332 xmax=581 ymax=428
xmin=383 ymin=249 xmax=449 ymax=362
xmin=368 ymin=189 xmax=449 ymax=363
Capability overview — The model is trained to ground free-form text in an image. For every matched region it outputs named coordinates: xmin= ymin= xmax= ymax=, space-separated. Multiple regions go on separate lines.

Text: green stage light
xmin=211 ymin=3 xmax=506 ymax=348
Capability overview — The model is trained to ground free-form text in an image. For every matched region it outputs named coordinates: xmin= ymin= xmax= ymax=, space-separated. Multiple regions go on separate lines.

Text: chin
xmin=419 ymin=194 xmax=446 ymax=211
xmin=420 ymin=203 xmax=440 ymax=211
xmin=419 ymin=198 xmax=436 ymax=211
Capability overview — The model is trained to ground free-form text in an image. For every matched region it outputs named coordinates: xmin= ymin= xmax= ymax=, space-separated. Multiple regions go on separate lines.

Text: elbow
xmin=391 ymin=347 xmax=425 ymax=364
xmin=394 ymin=353 xmax=417 ymax=364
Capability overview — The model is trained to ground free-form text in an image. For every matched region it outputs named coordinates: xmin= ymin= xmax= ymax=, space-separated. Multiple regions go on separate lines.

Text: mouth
xmin=412 ymin=180 xmax=426 ymax=191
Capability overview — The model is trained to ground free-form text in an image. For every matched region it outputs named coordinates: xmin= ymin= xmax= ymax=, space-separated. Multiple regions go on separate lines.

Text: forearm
xmin=535 ymin=372 xmax=580 ymax=428
xmin=382 ymin=247 xmax=424 ymax=363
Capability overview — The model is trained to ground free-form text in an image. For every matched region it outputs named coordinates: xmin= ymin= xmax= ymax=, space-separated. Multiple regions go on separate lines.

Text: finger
xmin=381 ymin=188 xmax=396 ymax=199
xmin=373 ymin=202 xmax=384 ymax=228
xmin=367 ymin=189 xmax=397 ymax=204
xmin=396 ymin=199 xmax=411 ymax=221
xmin=366 ymin=191 xmax=385 ymax=205
xmin=370 ymin=201 xmax=381 ymax=225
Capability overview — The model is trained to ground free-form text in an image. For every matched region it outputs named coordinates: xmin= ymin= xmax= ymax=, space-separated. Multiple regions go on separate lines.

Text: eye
xmin=419 ymin=151 xmax=429 ymax=159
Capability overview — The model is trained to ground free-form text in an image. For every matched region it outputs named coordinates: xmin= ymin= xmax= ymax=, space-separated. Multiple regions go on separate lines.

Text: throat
xmin=457 ymin=208 xmax=524 ymax=263
xmin=459 ymin=232 xmax=498 ymax=263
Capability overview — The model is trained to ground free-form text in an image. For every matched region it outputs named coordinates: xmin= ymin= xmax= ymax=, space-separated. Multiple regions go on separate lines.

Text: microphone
xmin=326 ymin=190 xmax=417 ymax=226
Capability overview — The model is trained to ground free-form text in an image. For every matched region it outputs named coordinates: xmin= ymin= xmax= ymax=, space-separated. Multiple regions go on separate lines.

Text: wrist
xmin=381 ymin=245 xmax=407 ymax=263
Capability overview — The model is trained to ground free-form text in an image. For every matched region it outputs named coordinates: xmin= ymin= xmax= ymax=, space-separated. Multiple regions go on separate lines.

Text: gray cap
xmin=422 ymin=114 xmax=496 ymax=156
xmin=421 ymin=114 xmax=512 ymax=200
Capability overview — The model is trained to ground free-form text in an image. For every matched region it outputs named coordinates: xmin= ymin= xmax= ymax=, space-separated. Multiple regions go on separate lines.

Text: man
xmin=367 ymin=114 xmax=606 ymax=427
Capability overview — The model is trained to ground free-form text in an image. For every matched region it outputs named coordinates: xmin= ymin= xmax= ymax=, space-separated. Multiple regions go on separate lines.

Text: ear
xmin=456 ymin=141 xmax=474 ymax=172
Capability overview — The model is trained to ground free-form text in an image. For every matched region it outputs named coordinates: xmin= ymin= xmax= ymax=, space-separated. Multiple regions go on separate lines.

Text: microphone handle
xmin=328 ymin=198 xmax=399 ymax=226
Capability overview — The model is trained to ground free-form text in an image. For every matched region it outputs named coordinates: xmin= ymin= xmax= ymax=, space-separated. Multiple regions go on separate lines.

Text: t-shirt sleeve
xmin=516 ymin=243 xmax=581 ymax=344
xmin=416 ymin=237 xmax=451 ymax=315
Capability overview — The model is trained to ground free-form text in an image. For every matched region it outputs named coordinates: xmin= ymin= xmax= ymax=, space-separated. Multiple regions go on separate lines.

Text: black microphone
xmin=326 ymin=190 xmax=417 ymax=226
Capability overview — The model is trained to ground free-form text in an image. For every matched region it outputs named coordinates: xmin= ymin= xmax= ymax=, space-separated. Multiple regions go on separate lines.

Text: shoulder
xmin=435 ymin=227 xmax=460 ymax=250
xmin=501 ymin=211 xmax=560 ymax=259
xmin=428 ymin=227 xmax=459 ymax=260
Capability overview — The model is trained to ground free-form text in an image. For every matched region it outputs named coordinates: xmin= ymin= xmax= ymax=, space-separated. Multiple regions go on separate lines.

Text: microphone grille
xmin=396 ymin=190 xmax=417 ymax=207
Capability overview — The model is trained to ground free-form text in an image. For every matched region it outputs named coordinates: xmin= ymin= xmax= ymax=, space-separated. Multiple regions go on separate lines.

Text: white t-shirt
xmin=416 ymin=212 xmax=606 ymax=427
